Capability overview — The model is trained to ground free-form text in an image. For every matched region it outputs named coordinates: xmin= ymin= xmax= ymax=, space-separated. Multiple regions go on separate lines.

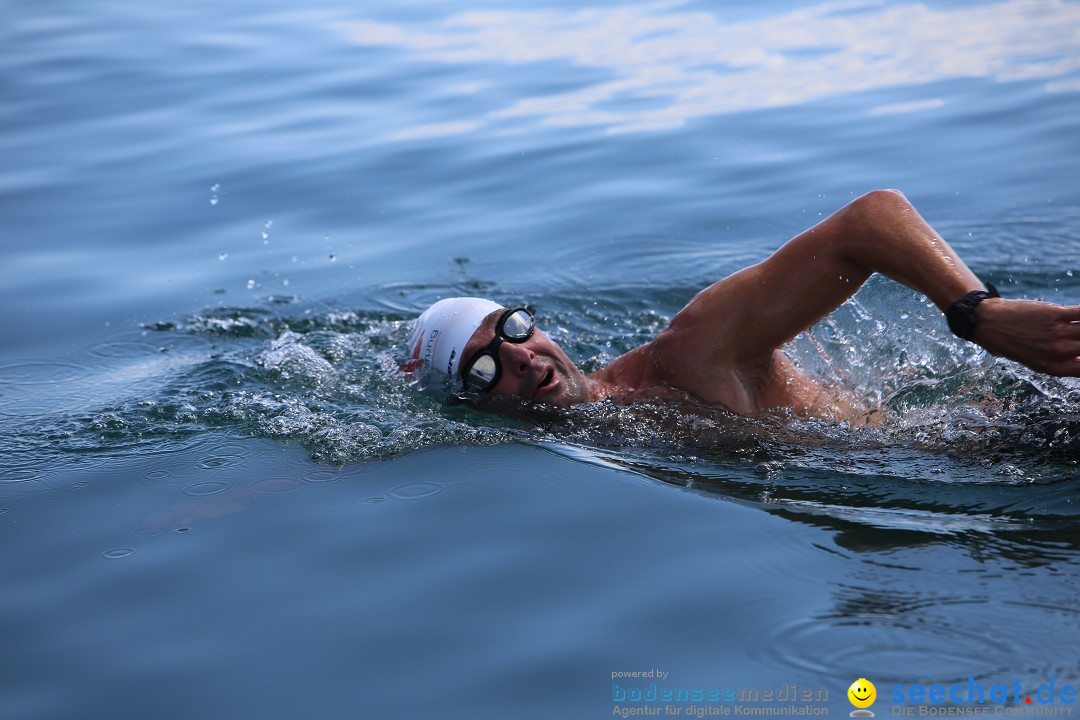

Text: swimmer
xmin=403 ymin=190 xmax=1080 ymax=421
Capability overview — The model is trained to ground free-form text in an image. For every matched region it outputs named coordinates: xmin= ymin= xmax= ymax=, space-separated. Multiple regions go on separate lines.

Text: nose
xmin=500 ymin=341 xmax=535 ymax=377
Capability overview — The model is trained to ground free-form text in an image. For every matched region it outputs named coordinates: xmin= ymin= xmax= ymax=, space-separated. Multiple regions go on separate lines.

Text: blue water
xmin=3 ymin=0 xmax=1080 ymax=717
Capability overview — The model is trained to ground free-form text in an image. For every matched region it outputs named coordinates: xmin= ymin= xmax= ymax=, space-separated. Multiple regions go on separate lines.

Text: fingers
xmin=1052 ymin=308 xmax=1080 ymax=344
xmin=1066 ymin=336 xmax=1080 ymax=354
xmin=1062 ymin=321 xmax=1080 ymax=340
xmin=1040 ymin=333 xmax=1080 ymax=374
xmin=1047 ymin=356 xmax=1080 ymax=378
xmin=976 ymin=300 xmax=1080 ymax=376
xmin=1044 ymin=308 xmax=1080 ymax=376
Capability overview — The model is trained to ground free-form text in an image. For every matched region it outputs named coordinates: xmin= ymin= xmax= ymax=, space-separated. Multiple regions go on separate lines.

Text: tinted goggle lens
xmin=461 ymin=308 xmax=535 ymax=393
xmin=501 ymin=309 xmax=534 ymax=340
xmin=465 ymin=354 xmax=498 ymax=391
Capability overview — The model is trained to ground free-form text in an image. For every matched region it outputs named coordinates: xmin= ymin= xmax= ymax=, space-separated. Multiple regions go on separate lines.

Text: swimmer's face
xmin=460 ymin=309 xmax=591 ymax=408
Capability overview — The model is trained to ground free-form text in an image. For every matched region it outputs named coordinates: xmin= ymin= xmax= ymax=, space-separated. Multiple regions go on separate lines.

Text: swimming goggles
xmin=461 ymin=307 xmax=536 ymax=393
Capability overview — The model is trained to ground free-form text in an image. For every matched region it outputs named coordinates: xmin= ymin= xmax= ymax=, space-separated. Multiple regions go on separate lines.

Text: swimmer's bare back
xmin=586 ymin=190 xmax=1080 ymax=418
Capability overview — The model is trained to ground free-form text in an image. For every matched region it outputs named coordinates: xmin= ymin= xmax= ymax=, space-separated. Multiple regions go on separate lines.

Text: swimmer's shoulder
xmin=585 ymin=342 xmax=665 ymax=397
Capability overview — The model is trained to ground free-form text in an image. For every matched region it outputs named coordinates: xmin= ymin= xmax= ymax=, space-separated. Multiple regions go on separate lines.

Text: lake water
xmin=2 ymin=0 xmax=1080 ymax=717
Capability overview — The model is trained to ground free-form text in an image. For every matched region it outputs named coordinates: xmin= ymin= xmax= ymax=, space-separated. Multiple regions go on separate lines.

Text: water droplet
xmin=291 ymin=256 xmax=299 ymax=263
xmin=218 ymin=252 xmax=228 ymax=261
xmin=246 ymin=279 xmax=256 ymax=289
xmin=210 ymin=196 xmax=219 ymax=206
xmin=1068 ymin=270 xmax=1074 ymax=277
xmin=329 ymin=254 xmax=337 ymax=262
xmin=261 ymin=232 xmax=269 ymax=241
xmin=282 ymin=279 xmax=289 ymax=287
xmin=211 ymin=183 xmax=220 ymax=192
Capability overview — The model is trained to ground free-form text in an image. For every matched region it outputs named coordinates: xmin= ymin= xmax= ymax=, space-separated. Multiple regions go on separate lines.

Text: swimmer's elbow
xmin=848 ymin=189 xmax=912 ymax=221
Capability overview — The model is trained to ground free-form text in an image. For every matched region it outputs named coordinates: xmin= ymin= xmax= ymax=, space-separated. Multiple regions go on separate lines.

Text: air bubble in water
xmin=218 ymin=252 xmax=228 ymax=261
xmin=247 ymin=279 xmax=256 ymax=289
xmin=329 ymin=254 xmax=337 ymax=262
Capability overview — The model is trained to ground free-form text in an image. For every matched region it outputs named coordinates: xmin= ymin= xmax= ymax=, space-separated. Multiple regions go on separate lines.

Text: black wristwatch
xmin=945 ymin=282 xmax=999 ymax=340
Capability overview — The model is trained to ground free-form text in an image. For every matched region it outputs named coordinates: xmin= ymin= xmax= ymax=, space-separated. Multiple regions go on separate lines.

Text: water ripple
xmin=181 ymin=481 xmax=232 ymax=497
xmin=0 ymin=360 xmax=87 ymax=386
xmin=246 ymin=477 xmax=304 ymax=495
xmin=0 ymin=468 xmax=39 ymax=484
xmin=770 ymin=596 xmax=1012 ymax=679
xmin=387 ymin=480 xmax=447 ymax=500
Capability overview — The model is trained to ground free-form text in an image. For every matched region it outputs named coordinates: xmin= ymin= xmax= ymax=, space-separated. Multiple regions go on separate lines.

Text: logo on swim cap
xmin=404 ymin=297 xmax=503 ymax=393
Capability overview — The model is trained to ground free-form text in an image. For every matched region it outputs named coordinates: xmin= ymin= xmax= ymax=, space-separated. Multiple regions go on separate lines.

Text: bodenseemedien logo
xmin=848 ymin=678 xmax=876 ymax=717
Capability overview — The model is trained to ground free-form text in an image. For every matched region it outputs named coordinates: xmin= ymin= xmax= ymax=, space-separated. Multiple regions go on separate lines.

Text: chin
xmin=538 ymin=392 xmax=572 ymax=409
xmin=474 ymin=393 xmax=567 ymax=423
xmin=546 ymin=375 xmax=587 ymax=408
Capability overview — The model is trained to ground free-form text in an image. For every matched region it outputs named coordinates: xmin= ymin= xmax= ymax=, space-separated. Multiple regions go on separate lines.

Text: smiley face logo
xmin=848 ymin=678 xmax=876 ymax=709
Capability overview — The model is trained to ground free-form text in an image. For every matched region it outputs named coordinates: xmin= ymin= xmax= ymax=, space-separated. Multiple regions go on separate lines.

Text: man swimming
xmin=404 ymin=190 xmax=1080 ymax=421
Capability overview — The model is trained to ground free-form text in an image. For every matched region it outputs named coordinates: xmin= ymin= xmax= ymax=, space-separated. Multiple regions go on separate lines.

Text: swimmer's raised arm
xmin=648 ymin=189 xmax=1080 ymax=383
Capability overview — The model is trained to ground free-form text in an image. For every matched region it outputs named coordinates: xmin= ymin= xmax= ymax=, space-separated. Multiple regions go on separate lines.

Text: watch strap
xmin=945 ymin=282 xmax=1000 ymax=340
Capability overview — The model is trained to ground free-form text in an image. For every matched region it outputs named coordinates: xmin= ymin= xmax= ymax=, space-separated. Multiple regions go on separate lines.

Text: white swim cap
xmin=403 ymin=297 xmax=503 ymax=393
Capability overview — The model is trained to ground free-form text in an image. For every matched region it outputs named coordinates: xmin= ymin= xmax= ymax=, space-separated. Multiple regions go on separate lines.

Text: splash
xmin=12 ymin=282 xmax=1075 ymax=486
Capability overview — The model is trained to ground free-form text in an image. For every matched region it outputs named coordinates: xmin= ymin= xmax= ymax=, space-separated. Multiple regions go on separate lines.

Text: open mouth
xmin=534 ymin=368 xmax=555 ymax=397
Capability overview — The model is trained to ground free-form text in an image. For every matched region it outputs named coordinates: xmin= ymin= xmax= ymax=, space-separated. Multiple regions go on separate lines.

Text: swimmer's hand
xmin=973 ymin=298 xmax=1080 ymax=377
